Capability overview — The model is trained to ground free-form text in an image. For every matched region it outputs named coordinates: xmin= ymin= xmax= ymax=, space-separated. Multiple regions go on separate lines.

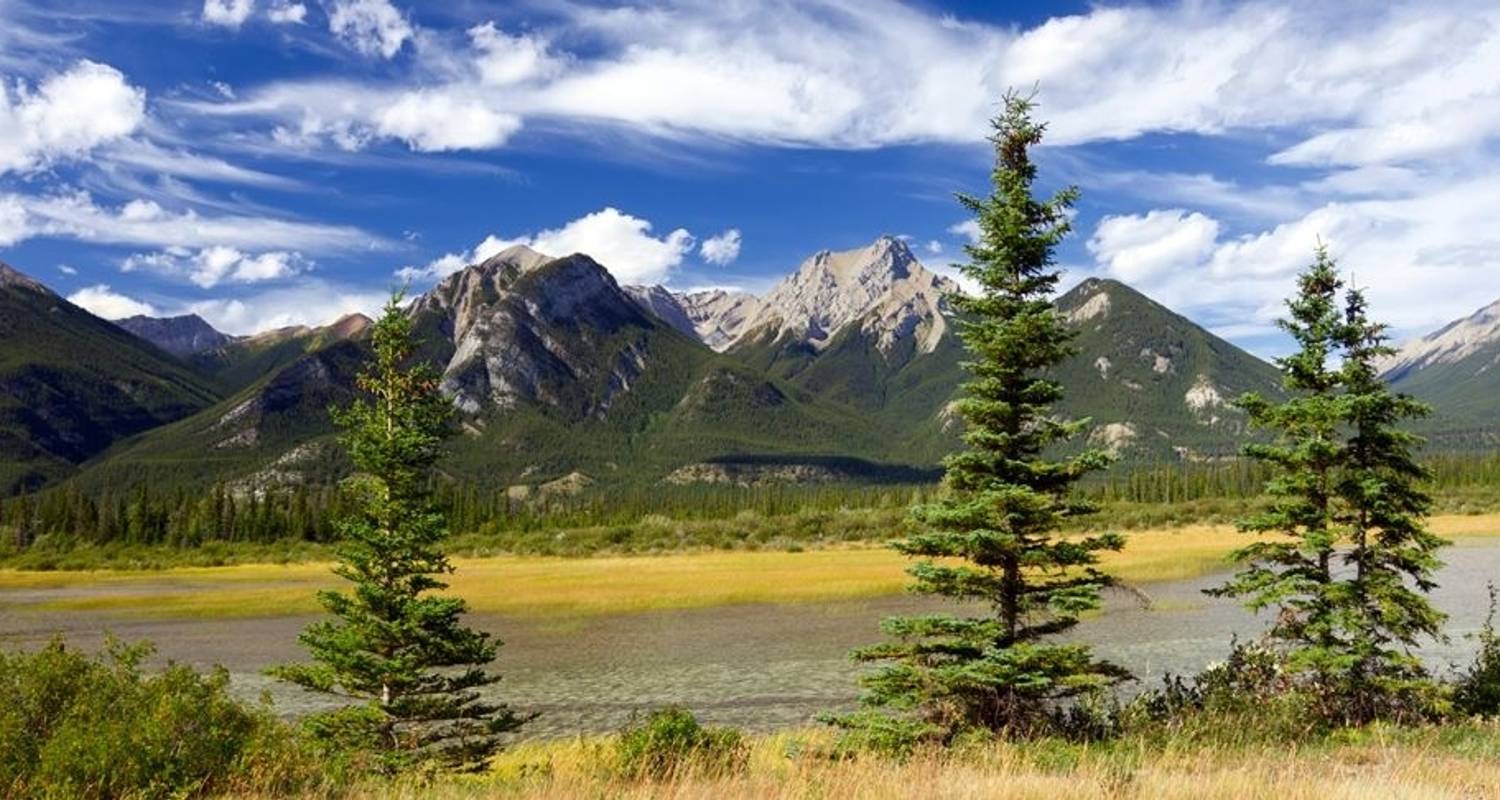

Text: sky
xmin=2 ymin=0 xmax=1500 ymax=356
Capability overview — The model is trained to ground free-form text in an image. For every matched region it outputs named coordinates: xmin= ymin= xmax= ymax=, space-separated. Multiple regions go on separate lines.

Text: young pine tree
xmin=1216 ymin=248 xmax=1448 ymax=721
xmin=272 ymin=292 xmax=526 ymax=770
xmin=833 ymin=94 xmax=1125 ymax=746
xmin=1331 ymin=285 xmax=1447 ymax=720
xmin=1212 ymin=248 xmax=1347 ymax=676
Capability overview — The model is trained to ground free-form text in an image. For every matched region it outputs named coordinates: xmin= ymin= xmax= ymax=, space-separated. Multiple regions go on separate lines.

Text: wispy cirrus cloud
xmin=0 ymin=191 xmax=384 ymax=253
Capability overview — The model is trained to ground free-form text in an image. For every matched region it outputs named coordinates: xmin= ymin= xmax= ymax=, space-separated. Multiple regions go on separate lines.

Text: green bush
xmin=614 ymin=707 xmax=746 ymax=778
xmin=0 ymin=638 xmax=322 ymax=799
xmin=1457 ymin=585 xmax=1500 ymax=718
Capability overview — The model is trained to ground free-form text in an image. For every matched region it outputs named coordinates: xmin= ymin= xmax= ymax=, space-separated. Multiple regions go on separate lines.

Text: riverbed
xmin=2 ymin=539 xmax=1496 ymax=738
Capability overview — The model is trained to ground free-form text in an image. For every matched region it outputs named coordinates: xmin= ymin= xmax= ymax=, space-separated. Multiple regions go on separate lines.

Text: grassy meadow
xmin=6 ymin=513 xmax=1499 ymax=621
xmin=224 ymin=722 xmax=1500 ymax=799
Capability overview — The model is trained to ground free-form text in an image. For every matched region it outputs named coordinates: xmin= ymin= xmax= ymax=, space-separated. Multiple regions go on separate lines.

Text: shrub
xmin=614 ymin=707 xmax=746 ymax=778
xmin=1457 ymin=584 xmax=1500 ymax=718
xmin=0 ymin=638 xmax=321 ymax=799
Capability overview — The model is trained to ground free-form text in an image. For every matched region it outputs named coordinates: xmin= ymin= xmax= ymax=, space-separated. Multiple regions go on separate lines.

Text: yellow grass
xmin=6 ymin=514 xmax=1498 ymax=622
xmin=234 ymin=725 xmax=1500 ymax=799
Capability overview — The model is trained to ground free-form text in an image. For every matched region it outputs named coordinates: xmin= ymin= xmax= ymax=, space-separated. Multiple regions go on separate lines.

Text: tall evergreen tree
xmin=1331 ymin=284 xmax=1447 ymax=720
xmin=833 ymin=93 xmax=1125 ymax=745
xmin=1212 ymin=247 xmax=1347 ymax=673
xmin=272 ymin=292 xmax=526 ymax=770
xmin=1217 ymin=248 xmax=1448 ymax=721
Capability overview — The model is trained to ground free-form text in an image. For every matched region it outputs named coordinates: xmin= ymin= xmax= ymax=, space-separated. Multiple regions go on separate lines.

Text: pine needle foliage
xmin=1330 ymin=284 xmax=1447 ymax=720
xmin=832 ymin=93 xmax=1126 ymax=746
xmin=1212 ymin=249 xmax=1347 ymax=667
xmin=271 ymin=292 xmax=527 ymax=771
xmin=1214 ymin=247 xmax=1447 ymax=723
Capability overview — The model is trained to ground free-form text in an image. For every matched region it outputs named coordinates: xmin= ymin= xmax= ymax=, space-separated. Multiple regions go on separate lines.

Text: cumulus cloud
xmin=328 ymin=0 xmax=412 ymax=59
xmin=468 ymin=22 xmax=560 ymax=87
xmin=395 ymin=233 xmax=520 ymax=282
xmin=699 ymin=229 xmax=742 ymax=266
xmin=266 ymin=1 xmax=306 ymax=24
xmin=948 ymin=219 xmax=980 ymax=244
xmin=0 ymin=195 xmax=25 ymax=245
xmin=123 ymin=246 xmax=307 ymax=288
xmin=374 ymin=90 xmax=521 ymax=151
xmin=0 ymin=192 xmax=380 ymax=253
xmin=1086 ymin=173 xmax=1500 ymax=345
xmin=0 ymin=60 xmax=145 ymax=175
xmin=1087 ymin=210 xmax=1220 ymax=284
xmin=186 ymin=280 xmax=387 ymax=335
xmin=400 ymin=208 xmax=693 ymax=285
xmin=202 ymin=0 xmax=255 ymax=28
xmin=67 ymin=284 xmax=155 ymax=319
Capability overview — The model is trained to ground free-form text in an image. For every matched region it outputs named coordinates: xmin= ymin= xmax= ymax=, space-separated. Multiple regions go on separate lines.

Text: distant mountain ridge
xmin=1383 ymin=298 xmax=1500 ymax=446
xmin=625 ymin=236 xmax=953 ymax=357
xmin=116 ymin=314 xmax=234 ymax=357
xmin=0 ymin=262 xmax=221 ymax=493
xmin=3 ymin=238 xmax=1307 ymax=495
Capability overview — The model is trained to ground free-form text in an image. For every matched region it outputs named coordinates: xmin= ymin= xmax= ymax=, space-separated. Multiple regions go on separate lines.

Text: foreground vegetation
xmin=9 ymin=640 xmax=1500 ymax=799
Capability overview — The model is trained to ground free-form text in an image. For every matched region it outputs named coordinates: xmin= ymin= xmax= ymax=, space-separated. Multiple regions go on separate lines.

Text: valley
xmin=6 ymin=519 xmax=1500 ymax=737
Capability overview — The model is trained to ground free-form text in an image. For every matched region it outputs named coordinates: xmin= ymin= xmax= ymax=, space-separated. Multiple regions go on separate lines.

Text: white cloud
xmin=515 ymin=208 xmax=692 ymax=285
xmin=102 ymin=139 xmax=301 ymax=189
xmin=0 ymin=191 xmax=381 ymax=253
xmin=400 ymin=208 xmax=693 ymax=285
xmin=186 ymin=1 xmax=1500 ymax=173
xmin=396 ymin=233 xmax=521 ymax=282
xmin=0 ymin=195 xmax=25 ymax=245
xmin=925 ymin=240 xmax=943 ymax=255
xmin=948 ymin=219 xmax=980 ymax=244
xmin=202 ymin=0 xmax=255 ymax=28
xmin=1087 ymin=172 xmax=1500 ymax=345
xmin=123 ymin=246 xmax=307 ymax=288
xmin=1088 ymin=210 xmax=1221 ymax=284
xmin=67 ymin=284 xmax=155 ymax=319
xmin=468 ymin=22 xmax=560 ymax=87
xmin=57 ymin=264 xmax=76 ymax=276
xmin=699 ymin=229 xmax=742 ymax=266
xmin=374 ymin=90 xmax=521 ymax=151
xmin=328 ymin=0 xmax=412 ymax=59
xmin=266 ymin=1 xmax=306 ymax=24
xmin=186 ymin=280 xmax=386 ymax=335
xmin=0 ymin=60 xmax=145 ymax=175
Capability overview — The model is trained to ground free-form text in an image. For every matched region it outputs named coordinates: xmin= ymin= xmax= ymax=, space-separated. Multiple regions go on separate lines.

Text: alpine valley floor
xmin=3 ymin=518 xmax=1500 ymax=738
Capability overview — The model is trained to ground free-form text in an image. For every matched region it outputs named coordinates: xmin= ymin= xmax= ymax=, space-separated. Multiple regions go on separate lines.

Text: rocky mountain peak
xmin=411 ymin=249 xmax=659 ymax=418
xmin=475 ymin=244 xmax=552 ymax=274
xmin=116 ymin=313 xmax=234 ymax=357
xmin=622 ymin=236 xmax=953 ymax=355
xmin=0 ymin=262 xmax=52 ymax=296
xmin=746 ymin=235 xmax=954 ymax=353
xmin=1379 ymin=297 xmax=1500 ymax=381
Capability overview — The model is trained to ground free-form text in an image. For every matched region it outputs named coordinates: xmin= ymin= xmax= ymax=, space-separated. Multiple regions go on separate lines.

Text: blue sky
xmin=2 ymin=0 xmax=1499 ymax=356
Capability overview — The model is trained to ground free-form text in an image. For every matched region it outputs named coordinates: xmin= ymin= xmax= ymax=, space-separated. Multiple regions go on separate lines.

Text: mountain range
xmin=1 ymin=236 xmax=1494 ymax=497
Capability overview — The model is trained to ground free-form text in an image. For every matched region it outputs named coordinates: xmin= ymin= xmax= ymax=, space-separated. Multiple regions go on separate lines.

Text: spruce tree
xmin=272 ymin=292 xmax=526 ymax=770
xmin=1217 ymin=248 xmax=1448 ymax=721
xmin=1212 ymin=248 xmax=1346 ymax=673
xmin=833 ymin=93 xmax=1125 ymax=745
xmin=1332 ymin=284 xmax=1447 ymax=720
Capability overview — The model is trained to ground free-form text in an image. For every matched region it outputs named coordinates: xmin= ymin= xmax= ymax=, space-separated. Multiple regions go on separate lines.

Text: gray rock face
xmin=1380 ymin=297 xmax=1500 ymax=381
xmin=0 ymin=262 xmax=52 ymax=295
xmin=626 ymin=236 xmax=955 ymax=356
xmin=412 ymin=246 xmax=659 ymax=418
xmin=116 ymin=314 xmax=233 ymax=357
